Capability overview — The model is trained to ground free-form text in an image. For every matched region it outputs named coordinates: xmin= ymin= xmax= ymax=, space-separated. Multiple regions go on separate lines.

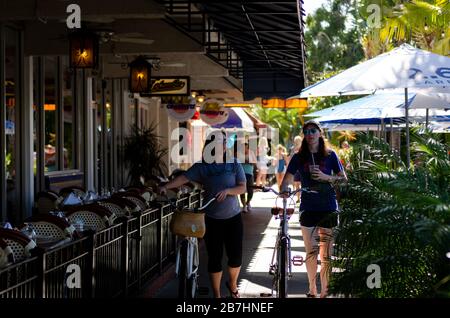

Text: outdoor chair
xmin=0 ymin=229 xmax=37 ymax=263
xmin=96 ymin=201 xmax=123 ymax=222
xmin=65 ymin=205 xmax=112 ymax=232
xmin=123 ymin=186 xmax=155 ymax=203
xmin=107 ymin=196 xmax=140 ymax=215
xmin=0 ymin=238 xmax=14 ymax=268
xmin=113 ymin=192 xmax=147 ymax=212
xmin=59 ymin=186 xmax=86 ymax=199
xmin=19 ymin=215 xmax=76 ymax=241
xmin=35 ymin=191 xmax=61 ymax=215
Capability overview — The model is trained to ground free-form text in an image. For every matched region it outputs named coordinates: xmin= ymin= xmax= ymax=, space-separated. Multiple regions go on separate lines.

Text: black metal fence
xmin=0 ymin=190 xmax=202 ymax=298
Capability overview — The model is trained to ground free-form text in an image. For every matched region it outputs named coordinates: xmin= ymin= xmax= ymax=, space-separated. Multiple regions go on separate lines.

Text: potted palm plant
xmin=122 ymin=123 xmax=168 ymax=186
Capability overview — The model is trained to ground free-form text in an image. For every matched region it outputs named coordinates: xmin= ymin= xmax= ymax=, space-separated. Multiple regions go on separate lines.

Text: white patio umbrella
xmin=297 ymin=44 xmax=450 ymax=167
xmin=305 ymin=92 xmax=450 ymax=120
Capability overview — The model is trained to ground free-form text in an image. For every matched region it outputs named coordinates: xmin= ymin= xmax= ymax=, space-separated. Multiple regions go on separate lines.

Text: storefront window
xmin=62 ymin=57 xmax=74 ymax=169
xmin=44 ymin=56 xmax=58 ymax=172
xmin=5 ymin=27 xmax=19 ymax=222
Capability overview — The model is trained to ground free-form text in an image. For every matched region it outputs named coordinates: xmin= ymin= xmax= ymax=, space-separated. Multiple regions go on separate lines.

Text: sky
xmin=302 ymin=0 xmax=328 ymax=17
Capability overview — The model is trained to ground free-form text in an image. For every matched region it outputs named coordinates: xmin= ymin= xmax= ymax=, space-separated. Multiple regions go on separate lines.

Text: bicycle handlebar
xmin=251 ymin=185 xmax=318 ymax=196
xmin=159 ymin=194 xmax=216 ymax=212
xmin=197 ymin=197 xmax=216 ymax=211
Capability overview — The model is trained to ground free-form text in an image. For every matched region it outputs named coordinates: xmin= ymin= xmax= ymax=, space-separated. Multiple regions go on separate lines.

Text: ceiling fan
xmin=107 ymin=56 xmax=186 ymax=70
xmin=97 ymin=31 xmax=154 ymax=45
xmin=52 ymin=28 xmax=154 ymax=46
xmin=146 ymin=57 xmax=186 ymax=70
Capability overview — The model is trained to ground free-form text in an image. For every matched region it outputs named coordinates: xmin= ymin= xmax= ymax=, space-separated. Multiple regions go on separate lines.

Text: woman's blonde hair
xmin=293 ymin=135 xmax=302 ymax=148
xmin=277 ymin=144 xmax=287 ymax=155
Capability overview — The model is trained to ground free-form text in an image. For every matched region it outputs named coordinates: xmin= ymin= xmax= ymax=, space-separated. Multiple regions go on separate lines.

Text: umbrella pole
xmin=425 ymin=108 xmax=429 ymax=130
xmin=390 ymin=118 xmax=393 ymax=151
xmin=405 ymin=87 xmax=410 ymax=169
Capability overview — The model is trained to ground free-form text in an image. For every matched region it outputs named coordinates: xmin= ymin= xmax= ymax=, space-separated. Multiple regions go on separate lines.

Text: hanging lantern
xmin=285 ymin=98 xmax=308 ymax=109
xmin=223 ymin=103 xmax=253 ymax=108
xmin=69 ymin=31 xmax=99 ymax=69
xmin=129 ymin=56 xmax=151 ymax=93
xmin=262 ymin=98 xmax=308 ymax=112
xmin=261 ymin=98 xmax=286 ymax=108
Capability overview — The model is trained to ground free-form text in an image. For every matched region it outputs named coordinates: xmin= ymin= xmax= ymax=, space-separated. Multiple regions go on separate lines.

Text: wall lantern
xmin=69 ymin=31 xmax=99 ymax=69
xmin=196 ymin=94 xmax=205 ymax=103
xmin=129 ymin=56 xmax=151 ymax=93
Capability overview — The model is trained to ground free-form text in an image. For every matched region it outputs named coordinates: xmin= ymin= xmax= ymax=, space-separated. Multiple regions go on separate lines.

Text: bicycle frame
xmin=254 ymin=186 xmax=316 ymax=298
xmin=176 ymin=237 xmax=199 ymax=299
xmin=171 ymin=196 xmax=216 ymax=299
xmin=271 ymin=195 xmax=292 ymax=298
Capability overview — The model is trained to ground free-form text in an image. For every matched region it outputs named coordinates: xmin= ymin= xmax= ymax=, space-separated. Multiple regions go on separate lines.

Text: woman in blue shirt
xmin=274 ymin=144 xmax=289 ymax=191
xmin=240 ymin=142 xmax=257 ymax=213
xmin=280 ymin=120 xmax=347 ymax=298
xmin=159 ymin=131 xmax=246 ymax=298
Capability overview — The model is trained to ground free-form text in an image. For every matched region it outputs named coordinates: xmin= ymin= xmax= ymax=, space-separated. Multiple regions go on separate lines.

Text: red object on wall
xmin=191 ymin=110 xmax=200 ymax=120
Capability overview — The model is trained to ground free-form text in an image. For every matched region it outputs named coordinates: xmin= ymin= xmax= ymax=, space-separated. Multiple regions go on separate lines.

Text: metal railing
xmin=0 ymin=190 xmax=204 ymax=298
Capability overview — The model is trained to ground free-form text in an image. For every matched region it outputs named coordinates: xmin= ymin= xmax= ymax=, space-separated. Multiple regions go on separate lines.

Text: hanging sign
xmin=141 ymin=76 xmax=190 ymax=96
xmin=200 ymin=100 xmax=229 ymax=125
xmin=165 ymin=102 xmax=196 ymax=122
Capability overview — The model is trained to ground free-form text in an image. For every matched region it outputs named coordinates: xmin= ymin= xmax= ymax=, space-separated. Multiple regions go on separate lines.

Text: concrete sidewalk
xmin=143 ymin=188 xmax=316 ymax=298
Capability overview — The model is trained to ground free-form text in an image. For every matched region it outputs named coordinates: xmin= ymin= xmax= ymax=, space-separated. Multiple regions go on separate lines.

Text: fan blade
xmin=111 ymin=37 xmax=154 ymax=45
xmin=161 ymin=63 xmax=186 ymax=68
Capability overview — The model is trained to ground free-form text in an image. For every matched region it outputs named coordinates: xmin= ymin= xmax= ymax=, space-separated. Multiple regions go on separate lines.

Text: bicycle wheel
xmin=178 ymin=240 xmax=188 ymax=298
xmin=277 ymin=237 xmax=288 ymax=298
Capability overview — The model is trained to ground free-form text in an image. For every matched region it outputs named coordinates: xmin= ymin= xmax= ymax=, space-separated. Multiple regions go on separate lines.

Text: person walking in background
xmin=274 ymin=144 xmax=289 ymax=191
xmin=280 ymin=120 xmax=347 ymax=298
xmin=240 ymin=142 xmax=257 ymax=213
xmin=159 ymin=131 xmax=246 ymax=298
xmin=289 ymin=135 xmax=303 ymax=202
xmin=256 ymin=136 xmax=270 ymax=186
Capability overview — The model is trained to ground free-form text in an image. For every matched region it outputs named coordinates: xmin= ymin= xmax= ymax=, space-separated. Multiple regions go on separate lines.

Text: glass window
xmin=62 ymin=57 xmax=74 ymax=169
xmin=44 ymin=56 xmax=58 ymax=172
xmin=33 ymin=56 xmax=39 ymax=191
xmin=5 ymin=27 xmax=19 ymax=222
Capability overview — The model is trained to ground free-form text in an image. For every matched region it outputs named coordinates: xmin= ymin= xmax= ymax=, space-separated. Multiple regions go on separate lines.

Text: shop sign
xmin=142 ymin=77 xmax=190 ymax=96
xmin=165 ymin=103 xmax=196 ymax=122
xmin=200 ymin=101 xmax=229 ymax=125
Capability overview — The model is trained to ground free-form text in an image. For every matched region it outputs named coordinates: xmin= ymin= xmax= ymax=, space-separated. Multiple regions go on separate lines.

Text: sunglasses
xmin=303 ymin=128 xmax=319 ymax=135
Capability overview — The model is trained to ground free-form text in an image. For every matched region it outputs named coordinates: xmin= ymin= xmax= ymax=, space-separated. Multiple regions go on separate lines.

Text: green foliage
xmin=304 ymin=0 xmax=365 ymax=79
xmin=249 ymin=105 xmax=304 ymax=147
xmin=122 ymin=123 xmax=168 ymax=186
xmin=360 ymin=0 xmax=450 ymax=56
xmin=330 ymin=129 xmax=450 ymax=297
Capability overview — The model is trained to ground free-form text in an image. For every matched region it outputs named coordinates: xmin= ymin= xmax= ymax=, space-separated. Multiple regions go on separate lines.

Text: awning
xmin=212 ymin=108 xmax=255 ymax=132
xmin=162 ymin=1 xmax=307 ymax=100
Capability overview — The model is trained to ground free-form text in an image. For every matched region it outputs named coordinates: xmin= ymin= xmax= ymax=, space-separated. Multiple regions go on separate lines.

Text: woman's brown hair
xmin=297 ymin=134 xmax=330 ymax=164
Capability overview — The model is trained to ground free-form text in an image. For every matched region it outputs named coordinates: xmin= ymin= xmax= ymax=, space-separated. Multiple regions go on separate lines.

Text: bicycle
xmin=253 ymin=185 xmax=318 ymax=298
xmin=166 ymin=195 xmax=216 ymax=298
